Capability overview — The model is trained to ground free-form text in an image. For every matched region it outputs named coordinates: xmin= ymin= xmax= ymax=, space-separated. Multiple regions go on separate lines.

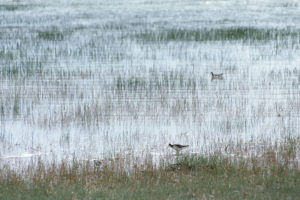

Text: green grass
xmin=0 ymin=4 xmax=29 ymax=11
xmin=0 ymin=59 xmax=44 ymax=78
xmin=1 ymin=151 xmax=299 ymax=200
xmin=115 ymin=71 xmax=199 ymax=91
xmin=37 ymin=27 xmax=65 ymax=41
xmin=0 ymin=50 xmax=13 ymax=60
xmin=13 ymin=95 xmax=20 ymax=117
xmin=134 ymin=27 xmax=300 ymax=43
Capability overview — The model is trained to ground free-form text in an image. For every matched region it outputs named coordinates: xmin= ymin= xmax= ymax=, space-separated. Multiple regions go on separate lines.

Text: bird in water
xmin=211 ymin=72 xmax=223 ymax=80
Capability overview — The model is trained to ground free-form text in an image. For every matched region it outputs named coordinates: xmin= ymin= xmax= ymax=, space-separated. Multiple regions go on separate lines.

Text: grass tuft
xmin=0 ymin=4 xmax=29 ymax=11
xmin=37 ymin=27 xmax=65 ymax=41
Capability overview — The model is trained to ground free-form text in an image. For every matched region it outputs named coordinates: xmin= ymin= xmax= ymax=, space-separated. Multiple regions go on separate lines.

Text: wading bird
xmin=169 ymin=144 xmax=189 ymax=155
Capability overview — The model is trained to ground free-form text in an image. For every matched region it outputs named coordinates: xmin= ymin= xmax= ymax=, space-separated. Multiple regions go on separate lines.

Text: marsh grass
xmin=13 ymin=95 xmax=20 ymax=117
xmin=37 ymin=28 xmax=65 ymax=41
xmin=1 ymin=59 xmax=44 ymax=78
xmin=115 ymin=71 xmax=198 ymax=91
xmin=0 ymin=4 xmax=29 ymax=11
xmin=1 ymin=141 xmax=300 ymax=200
xmin=36 ymin=26 xmax=75 ymax=41
xmin=1 ymin=2 xmax=300 ymax=199
xmin=0 ymin=67 xmax=297 ymax=127
xmin=135 ymin=27 xmax=300 ymax=43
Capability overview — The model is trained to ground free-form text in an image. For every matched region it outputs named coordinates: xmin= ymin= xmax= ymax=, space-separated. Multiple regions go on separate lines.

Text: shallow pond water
xmin=0 ymin=0 xmax=300 ymax=168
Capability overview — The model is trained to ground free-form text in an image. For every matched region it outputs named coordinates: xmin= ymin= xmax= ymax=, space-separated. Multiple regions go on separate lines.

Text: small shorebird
xmin=211 ymin=72 xmax=223 ymax=80
xmin=93 ymin=160 xmax=102 ymax=171
xmin=169 ymin=144 xmax=189 ymax=154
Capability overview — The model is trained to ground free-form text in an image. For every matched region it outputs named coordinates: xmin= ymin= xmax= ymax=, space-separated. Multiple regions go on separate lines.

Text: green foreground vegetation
xmin=1 ymin=152 xmax=299 ymax=200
